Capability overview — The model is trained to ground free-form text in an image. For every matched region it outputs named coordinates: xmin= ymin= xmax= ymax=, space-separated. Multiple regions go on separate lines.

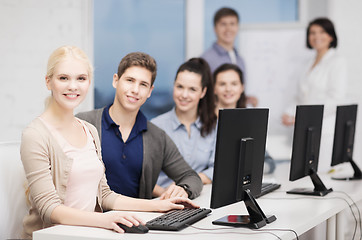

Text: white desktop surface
xmin=33 ymin=162 xmax=361 ymax=240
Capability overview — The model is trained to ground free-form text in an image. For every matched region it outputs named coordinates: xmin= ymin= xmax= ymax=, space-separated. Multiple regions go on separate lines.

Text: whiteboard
xmin=238 ymin=26 xmax=362 ymax=163
xmin=239 ymin=27 xmax=314 ymax=135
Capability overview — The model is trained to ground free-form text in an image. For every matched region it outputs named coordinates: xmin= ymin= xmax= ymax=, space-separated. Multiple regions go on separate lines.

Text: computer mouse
xmin=117 ymin=223 xmax=149 ymax=233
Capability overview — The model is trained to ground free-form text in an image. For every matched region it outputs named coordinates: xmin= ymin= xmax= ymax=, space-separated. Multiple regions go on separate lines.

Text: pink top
xmin=39 ymin=117 xmax=103 ymax=211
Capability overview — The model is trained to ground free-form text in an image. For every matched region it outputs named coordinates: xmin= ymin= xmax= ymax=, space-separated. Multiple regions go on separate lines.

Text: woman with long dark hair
xmin=151 ymin=58 xmax=217 ymax=198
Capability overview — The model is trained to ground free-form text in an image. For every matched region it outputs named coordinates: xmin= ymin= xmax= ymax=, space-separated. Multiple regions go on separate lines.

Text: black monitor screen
xmin=332 ymin=104 xmax=357 ymax=166
xmin=210 ymin=108 xmax=275 ymax=229
xmin=288 ymin=105 xmax=332 ymax=196
xmin=289 ymin=105 xmax=323 ymax=181
xmin=331 ymin=104 xmax=361 ymax=180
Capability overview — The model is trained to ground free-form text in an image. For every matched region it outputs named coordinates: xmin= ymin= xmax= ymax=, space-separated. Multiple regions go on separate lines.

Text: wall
xmin=0 ymin=142 xmax=28 ymax=239
xmin=93 ymin=0 xmax=185 ymax=119
xmin=327 ymin=0 xmax=362 ymax=165
xmin=0 ymin=0 xmax=93 ymax=142
xmin=1 ymin=0 xmax=361 ymax=164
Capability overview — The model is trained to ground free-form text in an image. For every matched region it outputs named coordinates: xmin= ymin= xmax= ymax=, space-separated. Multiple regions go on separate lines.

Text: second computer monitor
xmin=211 ymin=108 xmax=276 ymax=229
xmin=288 ymin=105 xmax=332 ymax=196
xmin=331 ymin=104 xmax=361 ymax=180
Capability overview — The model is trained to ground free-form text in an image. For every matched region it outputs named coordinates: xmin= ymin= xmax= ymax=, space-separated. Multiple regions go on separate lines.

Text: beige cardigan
xmin=20 ymin=118 xmax=119 ymax=238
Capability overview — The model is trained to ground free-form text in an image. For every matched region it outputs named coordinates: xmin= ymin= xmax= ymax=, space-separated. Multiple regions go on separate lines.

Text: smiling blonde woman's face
xmin=46 ymin=57 xmax=90 ymax=111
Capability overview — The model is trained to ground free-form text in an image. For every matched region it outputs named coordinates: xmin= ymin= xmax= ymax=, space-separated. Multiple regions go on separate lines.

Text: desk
xmin=33 ymin=162 xmax=361 ymax=240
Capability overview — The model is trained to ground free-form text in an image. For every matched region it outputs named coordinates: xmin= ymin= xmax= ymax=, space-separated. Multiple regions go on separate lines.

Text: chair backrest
xmin=0 ymin=142 xmax=29 ymax=239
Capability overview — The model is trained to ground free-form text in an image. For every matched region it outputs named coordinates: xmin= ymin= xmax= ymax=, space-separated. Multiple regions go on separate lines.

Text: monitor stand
xmin=287 ymin=168 xmax=333 ymax=196
xmin=332 ymin=158 xmax=362 ymax=181
xmin=212 ymin=189 xmax=276 ymax=229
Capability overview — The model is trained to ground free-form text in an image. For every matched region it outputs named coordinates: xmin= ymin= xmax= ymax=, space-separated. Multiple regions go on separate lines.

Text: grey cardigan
xmin=76 ymin=108 xmax=202 ymax=199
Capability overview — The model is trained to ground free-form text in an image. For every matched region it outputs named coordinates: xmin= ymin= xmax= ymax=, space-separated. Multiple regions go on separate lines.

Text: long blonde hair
xmin=44 ymin=45 xmax=93 ymax=108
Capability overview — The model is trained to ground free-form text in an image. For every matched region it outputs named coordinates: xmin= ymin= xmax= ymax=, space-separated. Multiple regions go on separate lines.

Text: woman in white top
xmin=282 ymin=18 xmax=347 ymax=172
xmin=20 ymin=46 xmax=198 ymax=238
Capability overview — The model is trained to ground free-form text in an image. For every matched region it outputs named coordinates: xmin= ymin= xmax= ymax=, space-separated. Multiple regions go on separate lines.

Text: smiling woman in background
xmin=213 ymin=63 xmax=246 ymax=116
xmin=282 ymin=17 xmax=347 ymax=172
xmin=213 ymin=63 xmax=275 ymax=174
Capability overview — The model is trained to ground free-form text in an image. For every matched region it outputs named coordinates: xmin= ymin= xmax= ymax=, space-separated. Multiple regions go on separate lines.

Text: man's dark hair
xmin=213 ymin=7 xmax=239 ymax=26
xmin=117 ymin=52 xmax=157 ymax=85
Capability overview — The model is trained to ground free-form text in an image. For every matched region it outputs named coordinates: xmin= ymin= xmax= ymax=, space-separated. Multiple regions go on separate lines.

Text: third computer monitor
xmin=210 ymin=108 xmax=276 ymax=229
xmin=331 ymin=104 xmax=361 ymax=180
xmin=287 ymin=105 xmax=332 ymax=196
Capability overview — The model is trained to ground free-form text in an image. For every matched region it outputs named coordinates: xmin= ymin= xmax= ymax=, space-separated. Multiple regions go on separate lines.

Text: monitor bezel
xmin=287 ymin=105 xmax=332 ymax=196
xmin=331 ymin=104 xmax=361 ymax=180
xmin=331 ymin=104 xmax=358 ymax=166
xmin=210 ymin=108 xmax=268 ymax=209
xmin=210 ymin=108 xmax=276 ymax=229
xmin=289 ymin=105 xmax=323 ymax=181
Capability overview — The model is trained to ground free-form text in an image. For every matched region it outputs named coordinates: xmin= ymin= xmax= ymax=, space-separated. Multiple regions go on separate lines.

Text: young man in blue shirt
xmin=77 ymin=52 xmax=202 ymax=200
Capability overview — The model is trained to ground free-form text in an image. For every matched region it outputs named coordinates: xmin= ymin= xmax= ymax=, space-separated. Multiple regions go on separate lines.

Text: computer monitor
xmin=210 ymin=108 xmax=276 ymax=229
xmin=287 ymin=105 xmax=333 ymax=196
xmin=331 ymin=104 xmax=361 ymax=180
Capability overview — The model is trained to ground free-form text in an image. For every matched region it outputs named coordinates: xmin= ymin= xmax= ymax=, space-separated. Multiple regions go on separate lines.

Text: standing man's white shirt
xmin=228 ymin=50 xmax=237 ymax=64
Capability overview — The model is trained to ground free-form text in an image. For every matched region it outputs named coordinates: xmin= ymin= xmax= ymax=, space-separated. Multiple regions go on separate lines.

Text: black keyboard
xmin=256 ymin=182 xmax=281 ymax=198
xmin=146 ymin=208 xmax=212 ymax=231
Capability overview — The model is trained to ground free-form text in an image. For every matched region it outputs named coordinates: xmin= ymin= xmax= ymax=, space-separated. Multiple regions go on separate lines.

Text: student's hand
xmin=152 ymin=184 xmax=166 ymax=198
xmin=155 ymin=197 xmax=200 ymax=212
xmin=102 ymin=212 xmax=144 ymax=233
xmin=100 ymin=211 xmax=145 ymax=233
xmin=246 ymin=95 xmax=258 ymax=107
xmin=198 ymin=172 xmax=212 ymax=184
xmin=282 ymin=114 xmax=295 ymax=126
xmin=160 ymin=183 xmax=188 ymax=200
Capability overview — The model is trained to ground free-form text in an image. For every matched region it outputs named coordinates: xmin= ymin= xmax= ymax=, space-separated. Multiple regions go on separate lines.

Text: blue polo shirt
xmin=101 ymin=105 xmax=147 ymax=197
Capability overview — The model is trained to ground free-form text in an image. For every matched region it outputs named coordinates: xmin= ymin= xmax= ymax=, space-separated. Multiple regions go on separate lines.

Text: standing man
xmin=202 ymin=7 xmax=276 ymax=173
xmin=201 ymin=7 xmax=258 ymax=107
xmin=77 ymin=52 xmax=202 ymax=200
